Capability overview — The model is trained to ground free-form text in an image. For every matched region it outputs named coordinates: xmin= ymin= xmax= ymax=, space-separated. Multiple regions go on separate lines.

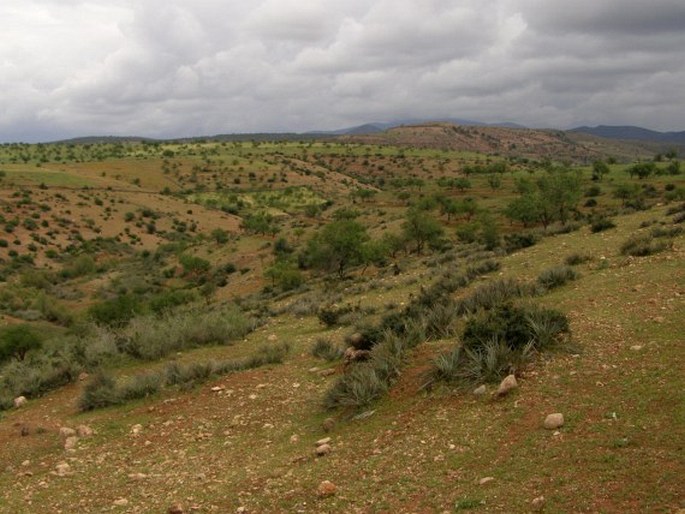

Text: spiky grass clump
xmin=311 ymin=338 xmax=344 ymax=361
xmin=620 ymin=234 xmax=672 ymax=257
xmin=537 ymin=265 xmax=579 ymax=290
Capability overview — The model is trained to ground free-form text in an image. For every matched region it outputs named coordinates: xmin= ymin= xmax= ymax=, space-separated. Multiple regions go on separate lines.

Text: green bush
xmin=311 ymin=338 xmax=344 ymax=361
xmin=78 ymin=372 xmax=120 ymax=411
xmin=323 ymin=364 xmax=388 ymax=409
xmin=590 ymin=217 xmax=616 ymax=233
xmin=565 ymin=253 xmax=592 ymax=266
xmin=88 ymin=294 xmax=142 ymax=327
xmin=620 ymin=234 xmax=672 ymax=257
xmin=537 ymin=265 xmax=578 ymax=290
xmin=0 ymin=324 xmax=42 ymax=362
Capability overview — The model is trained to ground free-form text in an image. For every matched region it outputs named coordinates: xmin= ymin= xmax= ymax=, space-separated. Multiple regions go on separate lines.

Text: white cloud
xmin=1 ymin=0 xmax=684 ymax=141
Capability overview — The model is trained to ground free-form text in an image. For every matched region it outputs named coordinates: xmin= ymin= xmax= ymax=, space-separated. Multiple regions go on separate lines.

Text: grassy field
xmin=0 ymin=133 xmax=683 ymax=512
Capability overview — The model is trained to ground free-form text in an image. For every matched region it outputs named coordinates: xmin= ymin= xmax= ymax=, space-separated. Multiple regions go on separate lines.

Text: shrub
xmin=503 ymin=232 xmax=539 ymax=253
xmin=311 ymin=338 xmax=344 ymax=361
xmin=537 ymin=265 xmax=578 ymax=290
xmin=88 ymin=294 xmax=142 ymax=327
xmin=590 ymin=217 xmax=616 ymax=233
xmin=118 ymin=373 xmax=163 ymax=401
xmin=620 ymin=234 xmax=672 ymax=257
xmin=318 ymin=304 xmax=355 ymax=327
xmin=565 ymin=253 xmax=592 ymax=266
xmin=455 ymin=279 xmax=537 ymax=315
xmin=323 ymin=364 xmax=388 ymax=409
xmin=79 ymin=372 xmax=120 ymax=411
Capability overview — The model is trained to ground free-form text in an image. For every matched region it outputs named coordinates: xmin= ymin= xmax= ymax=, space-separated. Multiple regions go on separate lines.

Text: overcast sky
xmin=1 ymin=0 xmax=684 ymax=142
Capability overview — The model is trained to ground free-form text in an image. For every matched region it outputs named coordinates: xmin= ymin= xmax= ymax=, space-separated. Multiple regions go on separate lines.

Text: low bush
xmin=565 ymin=253 xmax=592 ymax=266
xmin=590 ymin=217 xmax=616 ymax=233
xmin=503 ymin=232 xmax=539 ymax=253
xmin=455 ymin=279 xmax=537 ymax=315
xmin=311 ymin=338 xmax=344 ymax=361
xmin=620 ymin=234 xmax=672 ymax=257
xmin=537 ymin=265 xmax=578 ymax=290
xmin=317 ymin=304 xmax=356 ymax=327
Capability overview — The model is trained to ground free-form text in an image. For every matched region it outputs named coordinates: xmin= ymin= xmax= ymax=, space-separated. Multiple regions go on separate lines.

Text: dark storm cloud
xmin=1 ymin=0 xmax=683 ymax=142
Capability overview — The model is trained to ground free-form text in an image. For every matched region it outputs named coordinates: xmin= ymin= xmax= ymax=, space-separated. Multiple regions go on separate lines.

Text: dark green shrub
xmin=318 ymin=304 xmax=355 ymax=327
xmin=118 ymin=373 xmax=163 ymax=401
xmin=323 ymin=364 xmax=388 ymax=409
xmin=79 ymin=372 xmax=120 ymax=411
xmin=148 ymin=289 xmax=197 ymax=314
xmin=590 ymin=217 xmax=616 ymax=233
xmin=503 ymin=232 xmax=539 ymax=253
xmin=565 ymin=253 xmax=592 ymax=266
xmin=88 ymin=294 xmax=142 ymax=327
xmin=537 ymin=265 xmax=578 ymax=290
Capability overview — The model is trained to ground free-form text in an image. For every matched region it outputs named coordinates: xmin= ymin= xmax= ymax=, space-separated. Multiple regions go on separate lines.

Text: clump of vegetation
xmin=455 ymin=278 xmax=537 ymax=315
xmin=565 ymin=252 xmax=592 ymax=266
xmin=79 ymin=342 xmax=289 ymax=411
xmin=0 ymin=324 xmax=43 ymax=362
xmin=590 ymin=217 xmax=616 ymax=233
xmin=620 ymin=234 xmax=672 ymax=257
xmin=311 ymin=337 xmax=344 ymax=361
xmin=537 ymin=265 xmax=579 ymax=290
xmin=424 ymin=304 xmax=570 ymax=389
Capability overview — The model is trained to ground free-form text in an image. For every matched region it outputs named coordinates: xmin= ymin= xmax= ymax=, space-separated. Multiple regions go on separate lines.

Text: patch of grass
xmin=537 ymin=265 xmax=579 ymax=290
xmin=565 ymin=252 xmax=592 ymax=266
xmin=311 ymin=337 xmax=344 ymax=361
xmin=620 ymin=234 xmax=672 ymax=257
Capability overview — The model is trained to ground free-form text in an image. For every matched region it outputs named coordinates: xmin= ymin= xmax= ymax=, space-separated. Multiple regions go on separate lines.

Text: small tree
xmin=592 ymin=160 xmax=610 ymax=181
xmin=0 ymin=324 xmax=42 ymax=362
xmin=402 ymin=209 xmax=444 ymax=254
xmin=304 ymin=219 xmax=369 ymax=278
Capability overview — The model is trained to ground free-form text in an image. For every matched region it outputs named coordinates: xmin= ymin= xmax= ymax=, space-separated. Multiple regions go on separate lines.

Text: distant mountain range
xmin=569 ymin=125 xmax=685 ymax=144
xmin=308 ymin=118 xmax=527 ymax=135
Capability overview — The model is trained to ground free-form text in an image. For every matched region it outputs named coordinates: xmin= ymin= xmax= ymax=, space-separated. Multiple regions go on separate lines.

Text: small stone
xmin=54 ymin=462 xmax=71 ymax=476
xmin=473 ymin=385 xmax=487 ymax=396
xmin=267 ymin=334 xmax=278 ymax=342
xmin=497 ymin=374 xmax=518 ymax=396
xmin=290 ymin=434 xmax=299 ymax=443
xmin=630 ymin=345 xmax=643 ymax=351
xmin=315 ymin=443 xmax=332 ymax=456
xmin=21 ymin=426 xmax=30 ymax=437
xmin=21 ymin=460 xmax=30 ymax=467
xmin=544 ymin=413 xmax=564 ymax=430
xmin=317 ymin=480 xmax=337 ymax=497
xmin=211 ymin=386 xmax=224 ymax=392
xmin=113 ymin=498 xmax=128 ymax=507
xmin=13 ymin=396 xmax=27 ymax=408
xmin=322 ymin=417 xmax=335 ymax=432
xmin=130 ymin=424 xmax=143 ymax=436
xmin=167 ymin=504 xmax=184 ymax=514
xmin=531 ymin=496 xmax=546 ymax=511
xmin=76 ymin=425 xmax=94 ymax=438
xmin=60 ymin=427 xmax=76 ymax=438
xmin=78 ymin=372 xmax=89 ymax=381
xmin=318 ymin=369 xmax=336 ymax=377
xmin=236 ymin=507 xmax=247 ymax=514
xmin=64 ymin=436 xmax=79 ymax=450
xmin=128 ymin=473 xmax=147 ymax=481
xmin=479 ymin=477 xmax=495 ymax=485
xmin=315 ymin=437 xmax=331 ymax=447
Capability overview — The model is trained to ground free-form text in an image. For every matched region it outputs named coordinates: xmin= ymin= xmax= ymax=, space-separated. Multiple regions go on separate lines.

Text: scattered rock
xmin=322 ymin=417 xmax=335 ymax=432
xmin=130 ymin=424 xmax=143 ymax=436
xmin=21 ymin=460 xmax=30 ymax=467
xmin=318 ymin=369 xmax=336 ymax=377
xmin=496 ymin=374 xmax=518 ymax=396
xmin=544 ymin=413 xmax=564 ymax=430
xmin=479 ymin=476 xmax=495 ymax=485
xmin=317 ymin=480 xmax=337 ymax=497
xmin=113 ymin=498 xmax=129 ymax=507
xmin=54 ymin=462 xmax=71 ymax=476
xmin=531 ymin=495 xmax=546 ymax=511
xmin=76 ymin=425 xmax=94 ymax=438
xmin=64 ymin=436 xmax=79 ymax=450
xmin=13 ymin=396 xmax=27 ymax=408
xmin=59 ymin=427 xmax=76 ymax=438
xmin=347 ymin=332 xmax=365 ymax=349
xmin=630 ymin=345 xmax=643 ymax=351
xmin=128 ymin=473 xmax=147 ymax=481
xmin=315 ymin=444 xmax=332 ymax=456
xmin=352 ymin=409 xmax=376 ymax=420
xmin=78 ymin=372 xmax=89 ymax=381
xmin=236 ymin=507 xmax=247 ymax=514
xmin=315 ymin=437 xmax=331 ymax=447
xmin=343 ymin=347 xmax=371 ymax=365
xmin=20 ymin=426 xmax=30 ymax=437
xmin=290 ymin=434 xmax=299 ymax=444
xmin=267 ymin=334 xmax=278 ymax=342
xmin=473 ymin=385 xmax=487 ymax=396
xmin=211 ymin=386 xmax=224 ymax=392
xmin=167 ymin=503 xmax=184 ymax=514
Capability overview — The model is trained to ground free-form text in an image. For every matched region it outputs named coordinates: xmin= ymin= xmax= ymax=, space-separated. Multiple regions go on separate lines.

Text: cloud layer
xmin=2 ymin=0 xmax=684 ymax=141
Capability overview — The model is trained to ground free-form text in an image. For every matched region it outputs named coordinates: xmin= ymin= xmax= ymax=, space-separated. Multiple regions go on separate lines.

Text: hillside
xmin=0 ymin=138 xmax=683 ymax=512
xmin=571 ymin=125 xmax=685 ymax=145
xmin=342 ymin=122 xmax=675 ymax=163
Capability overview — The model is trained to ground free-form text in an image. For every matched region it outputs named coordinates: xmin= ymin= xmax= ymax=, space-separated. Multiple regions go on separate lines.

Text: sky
xmin=1 ymin=0 xmax=684 ymax=142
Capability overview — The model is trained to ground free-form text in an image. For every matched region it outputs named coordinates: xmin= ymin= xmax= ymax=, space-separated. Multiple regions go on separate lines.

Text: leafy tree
xmin=454 ymin=177 xmax=472 ymax=192
xmin=592 ymin=160 xmax=610 ymax=181
xmin=627 ymin=162 xmax=656 ymax=180
xmin=402 ymin=209 xmax=444 ymax=254
xmin=265 ymin=261 xmax=303 ymax=291
xmin=242 ymin=212 xmax=279 ymax=236
xmin=536 ymin=168 xmax=582 ymax=224
xmin=487 ymin=174 xmax=502 ymax=190
xmin=303 ymin=219 xmax=370 ymax=278
xmin=0 ymin=324 xmax=42 ymax=362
